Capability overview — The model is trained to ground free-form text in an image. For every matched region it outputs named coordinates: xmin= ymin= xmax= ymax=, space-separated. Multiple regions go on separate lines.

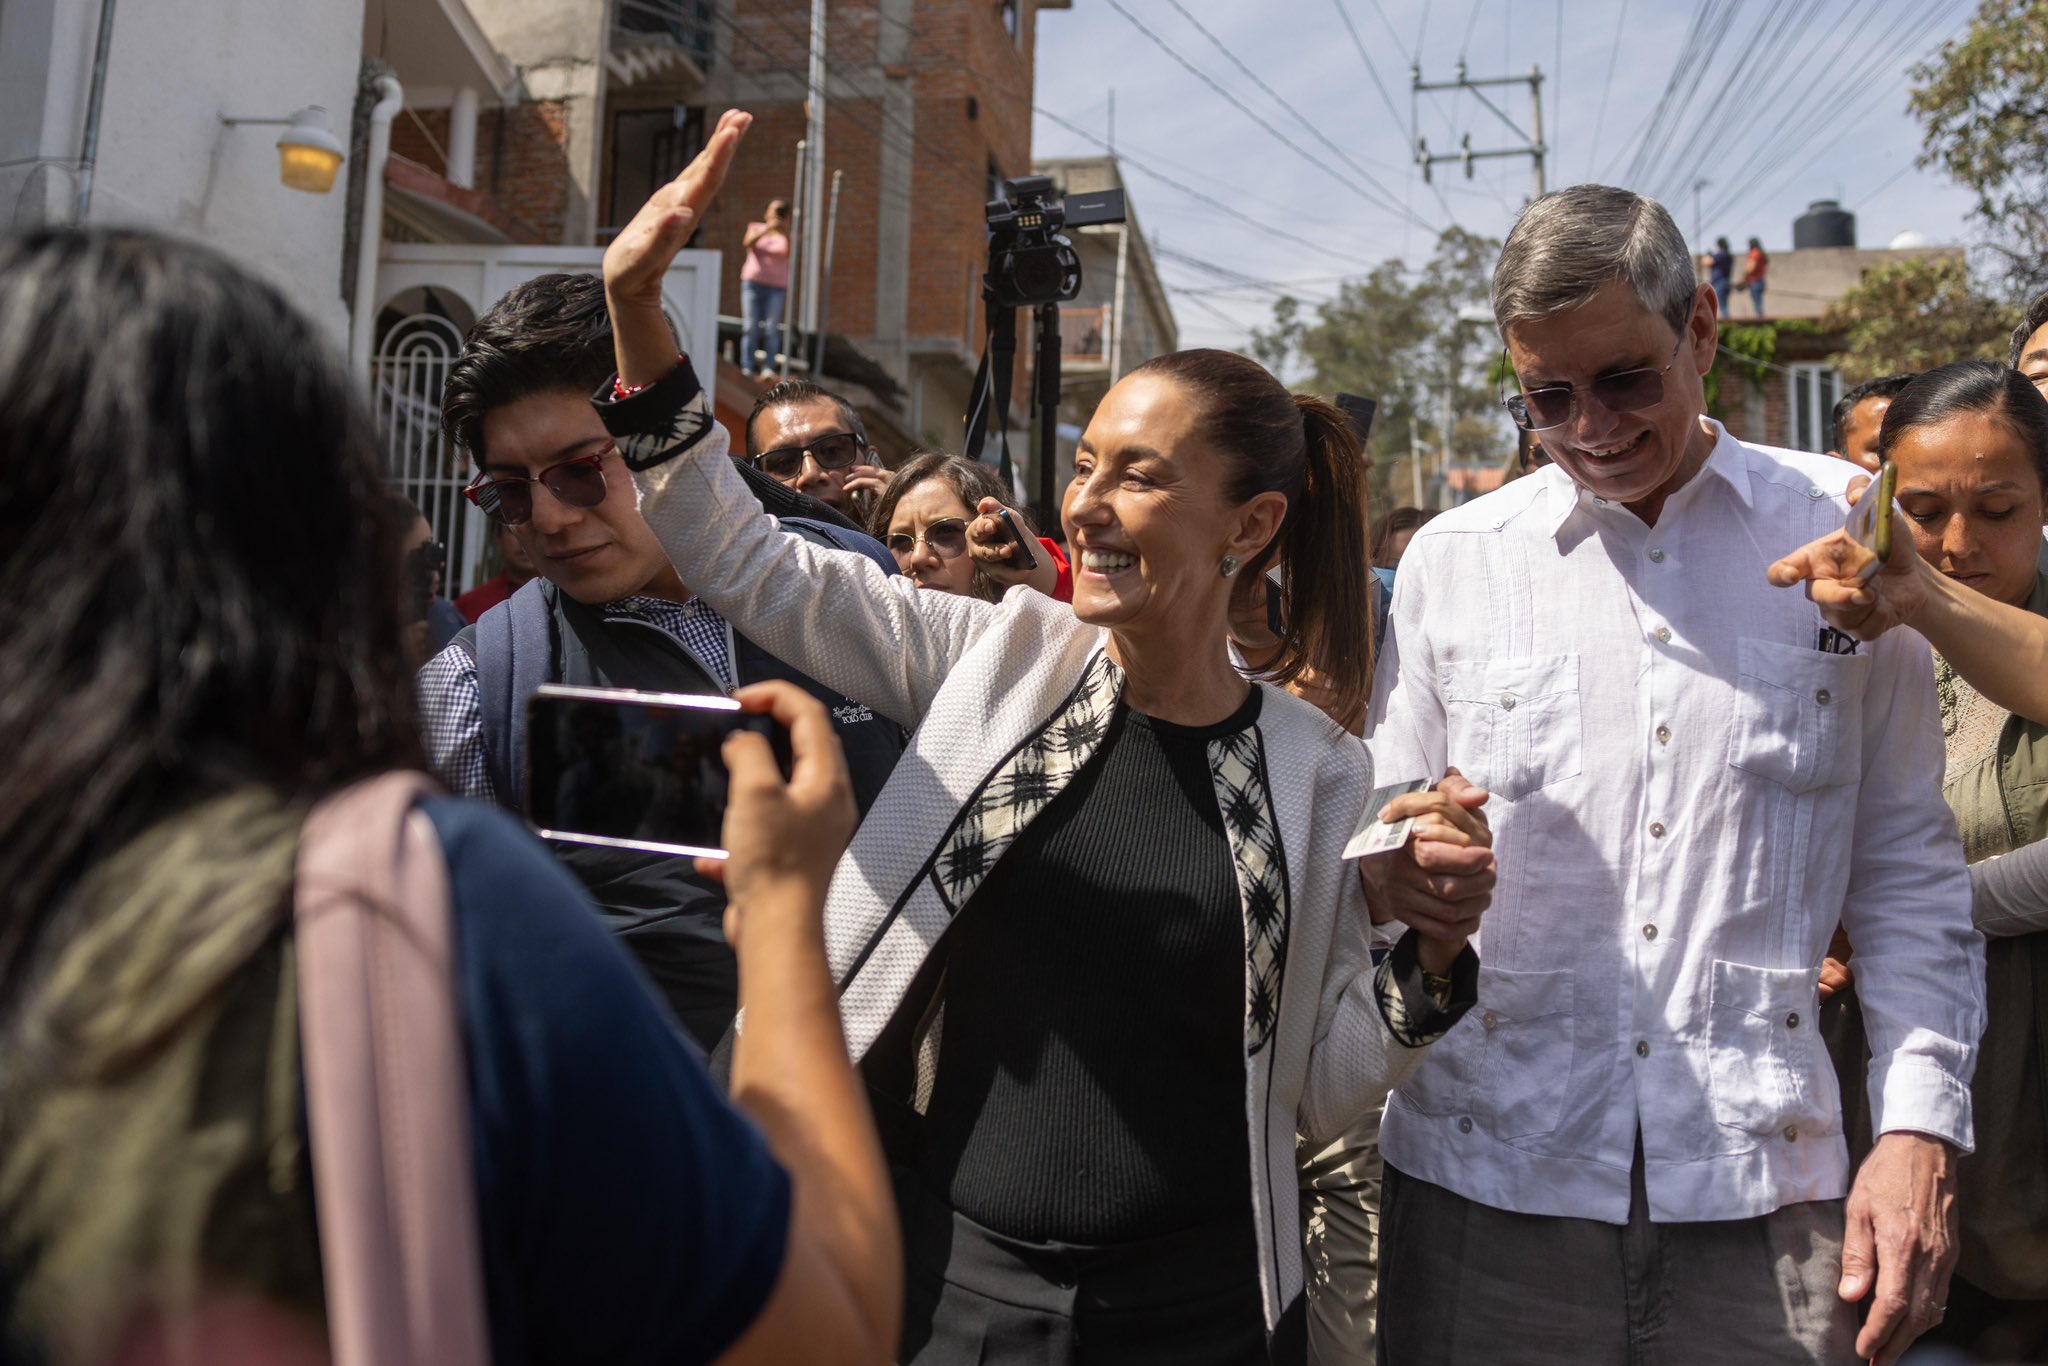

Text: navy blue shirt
xmin=424 ymin=798 xmax=789 ymax=1364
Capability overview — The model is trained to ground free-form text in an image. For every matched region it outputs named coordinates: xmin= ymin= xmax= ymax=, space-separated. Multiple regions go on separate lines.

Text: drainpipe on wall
xmin=348 ymin=73 xmax=404 ymax=389
xmin=72 ymin=0 xmax=118 ymax=221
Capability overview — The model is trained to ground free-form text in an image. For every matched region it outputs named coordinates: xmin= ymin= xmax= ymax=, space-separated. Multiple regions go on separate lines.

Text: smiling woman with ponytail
xmin=602 ymin=115 xmax=1498 ymax=1364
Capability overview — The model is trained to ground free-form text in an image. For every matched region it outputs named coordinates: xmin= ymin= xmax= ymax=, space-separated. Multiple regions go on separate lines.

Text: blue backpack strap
xmin=473 ymin=578 xmax=556 ymax=810
xmin=781 ymin=515 xmax=899 ymax=578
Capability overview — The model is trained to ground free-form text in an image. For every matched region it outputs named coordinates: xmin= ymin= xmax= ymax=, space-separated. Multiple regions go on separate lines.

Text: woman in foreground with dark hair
xmin=0 ymin=227 xmax=897 ymax=1366
xmin=1819 ymin=361 xmax=2048 ymax=1361
xmin=601 ymin=110 xmax=1492 ymax=1364
xmin=869 ymin=451 xmax=1070 ymax=602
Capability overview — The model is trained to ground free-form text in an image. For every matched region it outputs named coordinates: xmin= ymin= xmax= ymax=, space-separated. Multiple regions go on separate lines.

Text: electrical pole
xmin=1412 ymin=62 xmax=1548 ymax=202
xmin=1692 ymin=178 xmax=1710 ymax=247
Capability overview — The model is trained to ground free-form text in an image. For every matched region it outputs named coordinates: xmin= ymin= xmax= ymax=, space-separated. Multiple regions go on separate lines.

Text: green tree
xmin=1249 ymin=228 xmax=1504 ymax=508
xmin=1821 ymin=256 xmax=2008 ymax=382
xmin=1910 ymin=0 xmax=2048 ymax=298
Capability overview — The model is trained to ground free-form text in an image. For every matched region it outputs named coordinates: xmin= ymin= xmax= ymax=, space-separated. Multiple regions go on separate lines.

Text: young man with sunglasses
xmin=421 ymin=271 xmax=904 ymax=1051
xmin=1365 ymin=185 xmax=1982 ymax=1366
xmin=744 ymin=378 xmax=889 ymax=520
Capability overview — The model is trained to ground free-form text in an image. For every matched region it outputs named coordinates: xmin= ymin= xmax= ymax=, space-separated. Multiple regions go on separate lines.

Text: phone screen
xmin=524 ymin=684 xmax=792 ymax=859
xmin=995 ymin=508 xmax=1039 ymax=571
xmin=1843 ymin=461 xmax=1898 ymax=579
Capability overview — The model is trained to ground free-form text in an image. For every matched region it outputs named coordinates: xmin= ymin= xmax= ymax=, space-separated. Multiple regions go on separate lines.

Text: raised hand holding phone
xmin=1768 ymin=467 xmax=1930 ymax=639
xmin=966 ymin=495 xmax=1059 ymax=596
xmin=1842 ymin=460 xmax=1899 ymax=581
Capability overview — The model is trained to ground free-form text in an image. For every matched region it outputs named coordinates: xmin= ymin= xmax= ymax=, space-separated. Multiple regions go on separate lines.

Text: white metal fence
xmin=373 ymin=312 xmax=490 ymax=595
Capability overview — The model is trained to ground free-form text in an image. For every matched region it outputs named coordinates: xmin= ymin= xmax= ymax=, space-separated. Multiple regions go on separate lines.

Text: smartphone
xmin=1335 ymin=392 xmax=1379 ymax=448
xmin=1264 ymin=565 xmax=1287 ymax=637
xmin=993 ymin=508 xmax=1039 ymax=571
xmin=1843 ymin=461 xmax=1899 ymax=580
xmin=524 ymin=684 xmax=792 ymax=859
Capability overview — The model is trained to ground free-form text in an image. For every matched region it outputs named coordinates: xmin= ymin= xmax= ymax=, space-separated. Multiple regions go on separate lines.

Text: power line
xmin=1644 ymin=0 xmax=1805 ymax=204
xmin=1706 ymin=0 xmax=1964 ymax=226
xmin=1160 ymin=0 xmax=1408 ymax=180
xmin=1032 ymin=104 xmax=1390 ymax=270
xmin=1603 ymin=0 xmax=1718 ymax=184
xmin=1100 ymin=0 xmax=1436 ymax=231
xmin=1585 ymin=0 xmax=1630 ymax=179
xmin=1327 ymin=0 xmax=1411 ymax=135
xmin=1551 ymin=0 xmax=1564 ymax=170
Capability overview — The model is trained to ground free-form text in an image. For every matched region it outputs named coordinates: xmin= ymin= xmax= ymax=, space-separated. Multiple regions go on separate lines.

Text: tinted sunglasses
xmin=463 ymin=450 xmax=609 ymax=526
xmin=887 ymin=517 xmax=970 ymax=564
xmin=752 ymin=431 xmax=865 ymax=480
xmin=1502 ymin=337 xmax=1686 ymax=433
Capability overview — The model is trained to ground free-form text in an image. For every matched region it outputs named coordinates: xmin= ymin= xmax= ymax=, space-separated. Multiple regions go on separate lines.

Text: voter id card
xmin=1343 ymin=777 xmax=1433 ymax=859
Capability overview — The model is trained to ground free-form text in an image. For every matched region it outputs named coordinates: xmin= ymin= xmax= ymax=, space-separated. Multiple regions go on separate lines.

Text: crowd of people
xmin=2 ymin=105 xmax=2045 ymax=1366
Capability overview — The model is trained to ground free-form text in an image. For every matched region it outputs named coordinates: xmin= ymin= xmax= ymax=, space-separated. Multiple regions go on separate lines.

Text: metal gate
xmin=372 ymin=312 xmax=489 ymax=596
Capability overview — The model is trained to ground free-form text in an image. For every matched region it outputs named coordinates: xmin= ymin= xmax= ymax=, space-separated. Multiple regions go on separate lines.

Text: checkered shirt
xmin=417 ymin=593 xmax=736 ymax=804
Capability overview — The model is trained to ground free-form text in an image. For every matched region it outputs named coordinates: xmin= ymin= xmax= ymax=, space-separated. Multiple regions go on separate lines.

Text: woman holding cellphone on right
xmin=1793 ymin=362 xmax=2048 ymax=1360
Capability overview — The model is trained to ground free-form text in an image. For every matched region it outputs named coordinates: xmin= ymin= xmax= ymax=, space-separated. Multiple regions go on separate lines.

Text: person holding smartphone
xmin=1809 ymin=361 xmax=2048 ymax=1361
xmin=599 ymin=110 xmax=1488 ymax=1365
xmin=0 ymin=228 xmax=897 ymax=1366
xmin=867 ymin=452 xmax=1069 ymax=602
xmin=744 ymin=378 xmax=888 ymax=519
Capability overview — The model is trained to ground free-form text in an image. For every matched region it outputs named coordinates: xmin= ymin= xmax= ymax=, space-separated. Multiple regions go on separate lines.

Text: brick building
xmin=694 ymin=0 xmax=1069 ymax=462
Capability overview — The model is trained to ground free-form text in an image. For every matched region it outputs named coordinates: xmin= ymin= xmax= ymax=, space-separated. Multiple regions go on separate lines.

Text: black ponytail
xmin=1128 ymin=349 xmax=1373 ymax=729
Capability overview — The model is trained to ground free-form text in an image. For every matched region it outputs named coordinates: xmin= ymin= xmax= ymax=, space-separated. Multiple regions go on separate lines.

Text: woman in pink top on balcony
xmin=740 ymin=198 xmax=790 ymax=377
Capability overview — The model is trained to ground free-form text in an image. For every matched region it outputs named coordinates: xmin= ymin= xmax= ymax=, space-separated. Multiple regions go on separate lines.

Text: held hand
xmin=1818 ymin=955 xmax=1854 ymax=1002
xmin=1839 ymin=1132 xmax=1960 ymax=1366
xmin=693 ymin=681 xmax=857 ymax=953
xmin=1360 ymin=767 xmax=1495 ymax=951
xmin=605 ymin=108 xmax=751 ymax=386
xmin=1766 ymin=474 xmax=1930 ymax=641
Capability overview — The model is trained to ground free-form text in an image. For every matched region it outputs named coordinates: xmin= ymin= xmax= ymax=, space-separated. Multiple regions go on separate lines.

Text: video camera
xmin=968 ymin=177 xmax=1128 ymax=513
xmin=982 ymin=176 xmax=1126 ymax=309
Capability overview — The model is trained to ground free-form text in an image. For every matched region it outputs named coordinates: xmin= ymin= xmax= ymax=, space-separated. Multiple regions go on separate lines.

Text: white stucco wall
xmin=2 ymin=0 xmax=366 ymax=339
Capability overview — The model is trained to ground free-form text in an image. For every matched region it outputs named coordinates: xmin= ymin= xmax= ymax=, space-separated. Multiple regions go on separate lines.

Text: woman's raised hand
xmin=604 ymin=108 xmax=752 ymax=388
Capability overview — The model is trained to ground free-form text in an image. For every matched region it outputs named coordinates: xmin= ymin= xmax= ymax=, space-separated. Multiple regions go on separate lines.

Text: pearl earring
xmin=1220 ymin=555 xmax=1240 ymax=578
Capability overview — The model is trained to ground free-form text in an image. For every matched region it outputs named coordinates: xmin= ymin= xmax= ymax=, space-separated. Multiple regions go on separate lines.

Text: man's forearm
xmin=730 ymin=890 xmax=899 ymax=1352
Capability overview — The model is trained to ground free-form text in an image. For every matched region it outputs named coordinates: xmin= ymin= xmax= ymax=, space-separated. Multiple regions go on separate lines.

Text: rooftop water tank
xmin=1794 ymin=199 xmax=1856 ymax=249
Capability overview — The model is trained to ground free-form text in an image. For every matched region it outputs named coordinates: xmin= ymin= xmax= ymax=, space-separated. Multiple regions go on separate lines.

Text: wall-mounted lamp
xmin=220 ymin=105 xmax=347 ymax=194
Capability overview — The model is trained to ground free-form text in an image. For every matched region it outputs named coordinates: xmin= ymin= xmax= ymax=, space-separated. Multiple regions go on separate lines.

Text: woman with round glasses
xmin=599 ymin=111 xmax=1492 ymax=1366
xmin=869 ymin=453 xmax=1070 ymax=602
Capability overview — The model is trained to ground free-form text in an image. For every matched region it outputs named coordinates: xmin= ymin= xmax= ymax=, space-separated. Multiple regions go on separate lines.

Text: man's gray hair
xmin=1492 ymin=185 xmax=1697 ymax=337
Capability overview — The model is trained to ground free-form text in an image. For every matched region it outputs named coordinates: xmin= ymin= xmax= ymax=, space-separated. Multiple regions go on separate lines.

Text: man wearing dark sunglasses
xmin=744 ymin=378 xmax=888 ymax=518
xmin=420 ymin=271 xmax=903 ymax=1051
xmin=1366 ymin=185 xmax=1981 ymax=1366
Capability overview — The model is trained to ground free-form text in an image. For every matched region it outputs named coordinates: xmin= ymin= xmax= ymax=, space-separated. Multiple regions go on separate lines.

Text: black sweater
xmin=914 ymin=689 xmax=1263 ymax=1243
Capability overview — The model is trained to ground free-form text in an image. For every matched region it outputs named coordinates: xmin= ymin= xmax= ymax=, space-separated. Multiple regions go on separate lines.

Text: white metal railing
xmin=372 ymin=312 xmax=490 ymax=596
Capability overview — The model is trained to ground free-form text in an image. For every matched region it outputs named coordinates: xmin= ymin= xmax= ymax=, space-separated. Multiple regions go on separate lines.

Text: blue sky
xmin=1030 ymin=0 xmax=1986 ymax=352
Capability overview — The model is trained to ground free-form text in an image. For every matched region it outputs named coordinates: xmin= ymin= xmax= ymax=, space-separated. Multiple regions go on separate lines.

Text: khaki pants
xmin=1300 ymin=1102 xmax=1384 ymax=1366
xmin=1376 ymin=1148 xmax=1858 ymax=1365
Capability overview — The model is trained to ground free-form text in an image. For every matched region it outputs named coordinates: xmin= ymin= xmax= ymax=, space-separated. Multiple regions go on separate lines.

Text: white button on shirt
xmin=1367 ymin=421 xmax=1984 ymax=1225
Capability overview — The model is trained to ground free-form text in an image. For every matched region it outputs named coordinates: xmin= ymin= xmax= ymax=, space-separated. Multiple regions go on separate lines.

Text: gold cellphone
xmin=1842 ymin=461 xmax=1899 ymax=581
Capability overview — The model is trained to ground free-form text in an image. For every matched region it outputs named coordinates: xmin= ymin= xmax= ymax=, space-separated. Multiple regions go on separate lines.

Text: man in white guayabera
xmin=1364 ymin=184 xmax=1984 ymax=1366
